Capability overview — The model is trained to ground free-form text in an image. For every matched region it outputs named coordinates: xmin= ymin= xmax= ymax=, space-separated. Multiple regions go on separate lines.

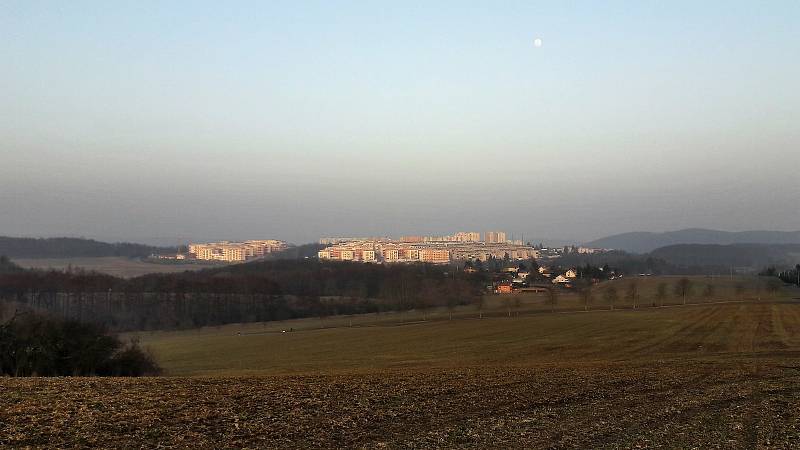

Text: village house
xmin=565 ymin=268 xmax=578 ymax=278
xmin=552 ymin=274 xmax=570 ymax=284
xmin=496 ymin=282 xmax=514 ymax=294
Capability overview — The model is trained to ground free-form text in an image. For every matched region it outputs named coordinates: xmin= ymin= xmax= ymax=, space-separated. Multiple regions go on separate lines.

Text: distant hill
xmin=0 ymin=236 xmax=177 ymax=259
xmin=584 ymin=229 xmax=800 ymax=254
xmin=648 ymin=244 xmax=800 ymax=270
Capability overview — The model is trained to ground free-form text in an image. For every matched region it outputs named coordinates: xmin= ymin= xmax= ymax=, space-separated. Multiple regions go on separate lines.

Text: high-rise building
xmin=419 ymin=248 xmax=451 ymax=264
xmin=454 ymin=232 xmax=481 ymax=242
xmin=484 ymin=231 xmax=507 ymax=244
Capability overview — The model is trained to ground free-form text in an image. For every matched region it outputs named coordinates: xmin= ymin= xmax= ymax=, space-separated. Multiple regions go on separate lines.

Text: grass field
xmin=2 ymin=276 xmax=800 ymax=448
xmin=131 ymin=275 xmax=794 ymax=376
xmin=12 ymin=257 xmax=215 ymax=278
xmin=138 ymin=297 xmax=800 ymax=376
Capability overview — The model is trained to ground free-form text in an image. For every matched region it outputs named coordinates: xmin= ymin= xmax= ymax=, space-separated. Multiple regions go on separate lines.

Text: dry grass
xmin=134 ymin=283 xmax=797 ymax=377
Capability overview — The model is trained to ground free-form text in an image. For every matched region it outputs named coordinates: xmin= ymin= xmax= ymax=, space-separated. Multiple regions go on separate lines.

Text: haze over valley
xmin=2 ymin=2 xmax=800 ymax=448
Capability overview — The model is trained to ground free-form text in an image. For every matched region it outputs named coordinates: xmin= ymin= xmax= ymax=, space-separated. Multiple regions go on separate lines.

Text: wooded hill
xmin=649 ymin=244 xmax=800 ymax=270
xmin=0 ymin=236 xmax=177 ymax=259
xmin=584 ymin=228 xmax=800 ymax=254
xmin=0 ymin=259 xmax=484 ymax=331
xmin=558 ymin=244 xmax=800 ymax=274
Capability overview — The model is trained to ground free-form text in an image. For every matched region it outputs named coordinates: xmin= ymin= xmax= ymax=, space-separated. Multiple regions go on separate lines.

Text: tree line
xmin=0 ymin=258 xmax=484 ymax=331
xmin=776 ymin=265 xmax=800 ymax=286
xmin=546 ymin=276 xmax=783 ymax=314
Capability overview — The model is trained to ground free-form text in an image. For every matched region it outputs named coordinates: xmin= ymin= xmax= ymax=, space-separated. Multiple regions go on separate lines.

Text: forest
xmin=0 ymin=258 xmax=484 ymax=331
xmin=0 ymin=236 xmax=177 ymax=259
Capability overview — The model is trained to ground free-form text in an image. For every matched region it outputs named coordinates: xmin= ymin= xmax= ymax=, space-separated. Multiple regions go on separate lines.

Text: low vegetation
xmin=0 ymin=310 xmax=160 ymax=377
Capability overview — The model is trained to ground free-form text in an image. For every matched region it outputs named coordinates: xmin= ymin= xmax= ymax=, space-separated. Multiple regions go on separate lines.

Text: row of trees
xmin=541 ymin=277 xmax=782 ymax=313
xmin=776 ymin=264 xmax=800 ymax=286
xmin=0 ymin=259 xmax=485 ymax=331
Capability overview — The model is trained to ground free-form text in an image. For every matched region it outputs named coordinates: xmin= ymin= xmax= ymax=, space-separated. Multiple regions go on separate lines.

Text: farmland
xmin=133 ymin=275 xmax=793 ymax=376
xmin=2 ymin=277 xmax=800 ymax=448
xmin=4 ymin=360 xmax=800 ymax=448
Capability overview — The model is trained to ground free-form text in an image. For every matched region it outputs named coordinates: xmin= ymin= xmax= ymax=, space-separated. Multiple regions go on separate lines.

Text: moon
xmin=533 ymin=38 xmax=543 ymax=48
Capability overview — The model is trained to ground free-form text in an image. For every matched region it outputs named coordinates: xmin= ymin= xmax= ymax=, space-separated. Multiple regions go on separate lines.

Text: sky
xmin=1 ymin=1 xmax=799 ymax=246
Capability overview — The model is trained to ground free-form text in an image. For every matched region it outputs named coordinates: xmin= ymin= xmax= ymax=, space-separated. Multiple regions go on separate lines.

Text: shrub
xmin=0 ymin=311 xmax=161 ymax=377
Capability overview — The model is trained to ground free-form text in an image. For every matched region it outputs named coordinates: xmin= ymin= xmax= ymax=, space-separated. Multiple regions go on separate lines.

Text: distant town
xmin=317 ymin=231 xmax=609 ymax=265
xmin=318 ymin=231 xmax=535 ymax=264
xmin=159 ymin=231 xmax=610 ymax=265
xmin=185 ymin=240 xmax=289 ymax=262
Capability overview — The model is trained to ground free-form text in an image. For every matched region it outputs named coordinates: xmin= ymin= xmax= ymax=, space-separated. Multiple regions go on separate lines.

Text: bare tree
xmin=315 ymin=297 xmax=329 ymax=328
xmin=674 ymin=278 xmax=692 ymax=305
xmin=578 ymin=284 xmax=593 ymax=311
xmin=474 ymin=295 xmax=486 ymax=319
xmin=796 ymin=264 xmax=800 ymax=286
xmin=446 ymin=295 xmax=458 ymax=320
xmin=625 ymin=281 xmax=639 ymax=309
xmin=445 ymin=279 xmax=462 ymax=320
xmin=546 ymin=287 xmax=559 ymax=313
xmin=702 ymin=283 xmax=715 ymax=302
xmin=502 ymin=297 xmax=513 ymax=317
xmin=603 ymin=286 xmax=618 ymax=311
xmin=417 ymin=279 xmax=439 ymax=321
xmin=655 ymin=282 xmax=668 ymax=307
xmin=765 ymin=278 xmax=782 ymax=298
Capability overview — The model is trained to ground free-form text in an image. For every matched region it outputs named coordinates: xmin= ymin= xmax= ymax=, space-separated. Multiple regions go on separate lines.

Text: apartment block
xmin=189 ymin=240 xmax=289 ymax=262
xmin=484 ymin=231 xmax=507 ymax=244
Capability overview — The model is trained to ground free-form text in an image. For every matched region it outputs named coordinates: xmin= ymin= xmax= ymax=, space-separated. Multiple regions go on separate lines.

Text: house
xmin=552 ymin=275 xmax=570 ymax=284
xmin=496 ymin=283 xmax=513 ymax=294
xmin=565 ymin=268 xmax=578 ymax=278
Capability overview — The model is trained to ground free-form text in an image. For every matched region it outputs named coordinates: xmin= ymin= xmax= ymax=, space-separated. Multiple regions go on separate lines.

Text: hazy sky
xmin=2 ymin=1 xmax=799 ymax=245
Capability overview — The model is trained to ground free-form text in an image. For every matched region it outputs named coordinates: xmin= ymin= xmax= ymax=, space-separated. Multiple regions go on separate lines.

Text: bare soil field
xmin=2 ymin=358 xmax=799 ymax=448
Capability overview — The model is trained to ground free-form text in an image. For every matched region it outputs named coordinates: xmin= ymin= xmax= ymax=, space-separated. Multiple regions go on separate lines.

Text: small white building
xmin=552 ymin=275 xmax=570 ymax=284
xmin=565 ymin=269 xmax=578 ymax=278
